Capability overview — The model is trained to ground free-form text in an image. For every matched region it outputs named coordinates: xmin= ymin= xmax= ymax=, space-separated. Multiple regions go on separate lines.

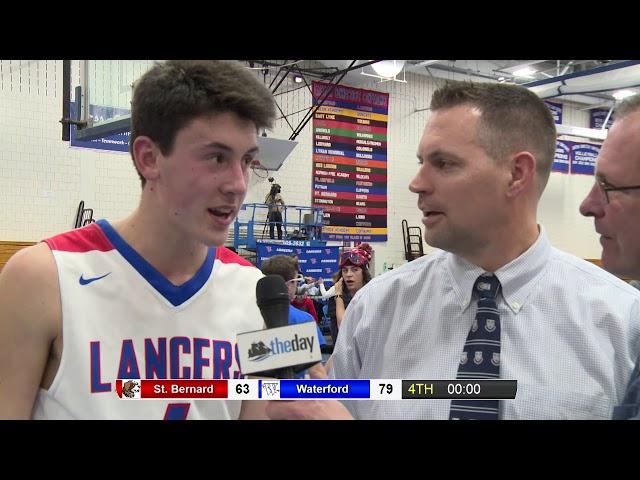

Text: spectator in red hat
xmin=327 ymin=243 xmax=373 ymax=344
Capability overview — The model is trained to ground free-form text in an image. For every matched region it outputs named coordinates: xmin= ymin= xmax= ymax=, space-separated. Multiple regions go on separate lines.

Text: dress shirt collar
xmin=445 ymin=225 xmax=551 ymax=314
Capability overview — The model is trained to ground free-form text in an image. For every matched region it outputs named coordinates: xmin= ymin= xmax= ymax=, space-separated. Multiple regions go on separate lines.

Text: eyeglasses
xmin=340 ymin=251 xmax=367 ymax=267
xmin=595 ymin=178 xmax=640 ymax=204
xmin=286 ymin=275 xmax=304 ymax=286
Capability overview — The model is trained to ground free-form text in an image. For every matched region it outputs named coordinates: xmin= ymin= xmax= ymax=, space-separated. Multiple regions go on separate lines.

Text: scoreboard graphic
xmin=116 ymin=379 xmax=517 ymax=400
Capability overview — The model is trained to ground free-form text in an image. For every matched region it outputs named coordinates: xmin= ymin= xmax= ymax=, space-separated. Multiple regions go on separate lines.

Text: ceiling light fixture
xmin=612 ymin=89 xmax=635 ymax=100
xmin=512 ymin=67 xmax=537 ymax=78
xmin=371 ymin=60 xmax=405 ymax=78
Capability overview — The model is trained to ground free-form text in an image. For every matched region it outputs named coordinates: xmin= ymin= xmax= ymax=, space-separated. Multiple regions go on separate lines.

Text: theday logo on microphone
xmin=247 ymin=334 xmax=316 ymax=362
xmin=247 ymin=341 xmax=273 ymax=361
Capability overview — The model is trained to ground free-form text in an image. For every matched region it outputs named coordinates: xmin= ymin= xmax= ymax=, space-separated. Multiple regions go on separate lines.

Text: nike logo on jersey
xmin=79 ymin=272 xmax=111 ymax=285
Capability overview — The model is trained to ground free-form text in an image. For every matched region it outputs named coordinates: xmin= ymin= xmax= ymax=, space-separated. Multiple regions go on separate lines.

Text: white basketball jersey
xmin=33 ymin=219 xmax=264 ymax=419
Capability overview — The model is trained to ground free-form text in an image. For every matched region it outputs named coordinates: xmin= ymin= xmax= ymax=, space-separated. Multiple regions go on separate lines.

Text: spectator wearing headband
xmin=327 ymin=244 xmax=373 ymax=344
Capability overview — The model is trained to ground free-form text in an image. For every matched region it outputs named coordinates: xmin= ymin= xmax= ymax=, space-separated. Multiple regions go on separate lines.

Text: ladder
xmin=402 ymin=219 xmax=424 ymax=262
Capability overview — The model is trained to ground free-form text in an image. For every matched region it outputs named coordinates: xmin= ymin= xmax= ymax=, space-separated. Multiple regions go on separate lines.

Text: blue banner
xmin=279 ymin=379 xmax=370 ymax=398
xmin=545 ymin=101 xmax=563 ymax=125
xmin=256 ymin=244 xmax=340 ymax=279
xmin=69 ymin=101 xmax=130 ymax=153
xmin=590 ymin=108 xmax=614 ymax=129
xmin=553 ymin=140 xmax=572 ymax=173
xmin=570 ymin=142 xmax=601 ymax=175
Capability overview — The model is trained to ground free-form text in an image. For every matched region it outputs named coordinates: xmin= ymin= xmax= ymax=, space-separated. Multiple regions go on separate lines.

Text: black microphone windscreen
xmin=256 ymin=275 xmax=290 ymax=329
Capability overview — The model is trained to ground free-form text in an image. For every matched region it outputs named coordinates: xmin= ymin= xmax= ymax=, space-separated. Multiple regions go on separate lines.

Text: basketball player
xmin=0 ymin=60 xmax=276 ymax=419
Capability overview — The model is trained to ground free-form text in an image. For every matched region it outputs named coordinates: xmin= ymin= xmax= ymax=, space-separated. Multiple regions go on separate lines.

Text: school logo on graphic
xmin=262 ymin=381 xmax=280 ymax=399
xmin=122 ymin=380 xmax=140 ymax=398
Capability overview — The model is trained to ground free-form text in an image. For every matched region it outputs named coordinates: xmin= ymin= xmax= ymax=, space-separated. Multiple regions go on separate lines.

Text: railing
xmin=233 ymin=203 xmax=325 ymax=250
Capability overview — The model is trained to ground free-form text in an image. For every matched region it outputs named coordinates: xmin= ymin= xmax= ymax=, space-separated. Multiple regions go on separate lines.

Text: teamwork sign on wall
xmin=311 ymin=81 xmax=389 ymax=242
xmin=256 ymin=244 xmax=340 ymax=279
xmin=69 ymin=101 xmax=130 ymax=153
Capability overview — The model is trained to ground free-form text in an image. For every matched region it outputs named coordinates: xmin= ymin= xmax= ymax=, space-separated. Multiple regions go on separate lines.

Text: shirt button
xmin=511 ymin=302 xmax=520 ymax=311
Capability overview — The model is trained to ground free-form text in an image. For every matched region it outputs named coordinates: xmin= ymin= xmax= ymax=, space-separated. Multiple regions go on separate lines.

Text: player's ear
xmin=132 ymin=136 xmax=161 ymax=183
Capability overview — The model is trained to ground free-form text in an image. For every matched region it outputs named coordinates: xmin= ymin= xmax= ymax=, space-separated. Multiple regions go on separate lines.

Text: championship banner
xmin=256 ymin=243 xmax=340 ymax=279
xmin=553 ymin=140 xmax=572 ymax=173
xmin=312 ymin=81 xmax=389 ymax=242
xmin=590 ymin=108 xmax=614 ymax=130
xmin=570 ymin=142 xmax=601 ymax=175
xmin=545 ymin=101 xmax=563 ymax=125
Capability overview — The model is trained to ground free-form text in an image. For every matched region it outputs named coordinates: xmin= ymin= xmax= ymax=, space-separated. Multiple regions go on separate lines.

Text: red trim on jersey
xmin=216 ymin=246 xmax=255 ymax=267
xmin=43 ymin=223 xmax=114 ymax=253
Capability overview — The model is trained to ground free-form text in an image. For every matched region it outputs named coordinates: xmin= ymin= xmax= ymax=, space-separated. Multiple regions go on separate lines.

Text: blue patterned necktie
xmin=449 ymin=273 xmax=501 ymax=420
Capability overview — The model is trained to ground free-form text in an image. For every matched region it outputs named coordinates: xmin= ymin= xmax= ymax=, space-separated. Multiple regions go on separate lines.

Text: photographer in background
xmin=265 ymin=180 xmax=285 ymax=240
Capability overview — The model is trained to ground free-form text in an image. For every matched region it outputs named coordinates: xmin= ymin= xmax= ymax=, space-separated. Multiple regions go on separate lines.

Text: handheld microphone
xmin=256 ymin=275 xmax=290 ymax=329
xmin=256 ymin=275 xmax=295 ymax=379
xmin=236 ymin=275 xmax=322 ymax=379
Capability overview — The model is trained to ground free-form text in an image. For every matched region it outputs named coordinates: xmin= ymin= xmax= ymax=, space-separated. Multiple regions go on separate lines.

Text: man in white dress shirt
xmin=580 ymin=93 xmax=640 ymax=420
xmin=267 ymin=81 xmax=640 ymax=420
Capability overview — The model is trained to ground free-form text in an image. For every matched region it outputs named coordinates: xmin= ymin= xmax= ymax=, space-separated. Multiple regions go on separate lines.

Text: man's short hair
xmin=431 ymin=80 xmax=557 ymax=195
xmin=614 ymin=93 xmax=640 ymax=120
xmin=130 ymin=60 xmax=276 ymax=187
xmin=261 ymin=255 xmax=299 ymax=281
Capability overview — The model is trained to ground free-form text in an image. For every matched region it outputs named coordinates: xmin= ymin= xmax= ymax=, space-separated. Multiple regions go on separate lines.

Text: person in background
xmin=299 ymin=276 xmax=321 ymax=297
xmin=327 ymin=244 xmax=373 ymax=345
xmin=261 ymin=255 xmax=327 ymax=379
xmin=579 ymin=92 xmax=640 ymax=420
xmin=291 ymin=288 xmax=319 ymax=323
xmin=265 ymin=183 xmax=284 ymax=240
xmin=318 ymin=273 xmax=339 ymax=300
xmin=298 ymin=276 xmax=323 ymax=319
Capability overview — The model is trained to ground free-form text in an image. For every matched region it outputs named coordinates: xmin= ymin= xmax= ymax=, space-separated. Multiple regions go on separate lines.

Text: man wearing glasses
xmin=580 ymin=93 xmax=640 ymax=420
